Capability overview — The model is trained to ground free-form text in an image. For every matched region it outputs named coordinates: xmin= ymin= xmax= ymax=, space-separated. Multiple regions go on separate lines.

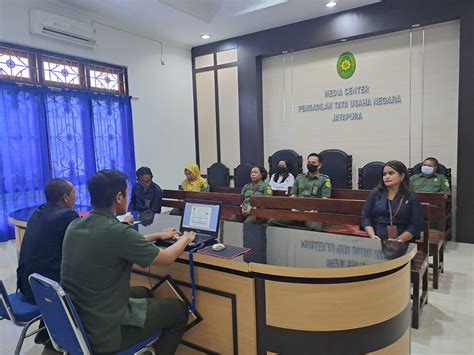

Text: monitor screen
xmin=182 ymin=202 xmax=220 ymax=232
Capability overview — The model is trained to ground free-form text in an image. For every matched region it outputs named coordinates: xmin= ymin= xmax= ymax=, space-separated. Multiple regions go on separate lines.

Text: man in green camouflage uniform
xmin=410 ymin=157 xmax=450 ymax=195
xmin=268 ymin=153 xmax=331 ymax=231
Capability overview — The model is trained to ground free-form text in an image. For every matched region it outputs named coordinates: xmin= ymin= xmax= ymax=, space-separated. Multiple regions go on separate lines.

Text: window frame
xmin=0 ymin=41 xmax=129 ymax=95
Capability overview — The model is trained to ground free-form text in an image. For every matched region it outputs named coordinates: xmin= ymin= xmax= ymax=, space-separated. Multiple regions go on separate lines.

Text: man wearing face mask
xmin=410 ymin=157 xmax=450 ymax=194
xmin=268 ymin=153 xmax=331 ymax=231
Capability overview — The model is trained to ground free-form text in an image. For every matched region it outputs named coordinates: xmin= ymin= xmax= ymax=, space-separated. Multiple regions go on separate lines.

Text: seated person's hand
xmin=162 ymin=228 xmax=179 ymax=240
xmin=241 ymin=205 xmax=251 ymax=217
xmin=182 ymin=231 xmax=195 ymax=244
xmin=370 ymin=235 xmax=381 ymax=240
xmin=123 ymin=215 xmax=135 ymax=224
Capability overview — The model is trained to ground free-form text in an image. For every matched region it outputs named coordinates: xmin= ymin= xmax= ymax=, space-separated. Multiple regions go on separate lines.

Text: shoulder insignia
xmin=325 ymin=180 xmax=331 ymax=188
xmin=266 ymin=186 xmax=272 ymax=195
xmin=444 ymin=180 xmax=450 ymax=187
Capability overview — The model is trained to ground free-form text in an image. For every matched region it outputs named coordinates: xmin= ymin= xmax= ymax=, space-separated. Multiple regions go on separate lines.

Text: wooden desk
xmin=133 ymin=215 xmax=416 ymax=355
xmin=9 ymin=209 xmax=416 ymax=354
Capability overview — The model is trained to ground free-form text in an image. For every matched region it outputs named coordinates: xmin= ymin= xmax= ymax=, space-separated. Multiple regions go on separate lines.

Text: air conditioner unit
xmin=29 ymin=9 xmax=98 ymax=47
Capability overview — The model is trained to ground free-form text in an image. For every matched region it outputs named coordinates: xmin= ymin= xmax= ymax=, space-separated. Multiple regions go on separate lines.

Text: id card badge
xmin=387 ymin=225 xmax=398 ymax=239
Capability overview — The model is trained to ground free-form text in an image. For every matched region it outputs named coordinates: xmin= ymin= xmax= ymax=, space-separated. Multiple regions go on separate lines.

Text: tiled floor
xmin=1 ymin=240 xmax=473 ymax=354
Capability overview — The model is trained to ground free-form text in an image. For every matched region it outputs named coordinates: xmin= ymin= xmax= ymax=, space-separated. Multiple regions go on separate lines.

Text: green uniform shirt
xmin=292 ymin=172 xmax=332 ymax=198
xmin=410 ymin=173 xmax=450 ymax=195
xmin=61 ymin=210 xmax=160 ymax=353
xmin=241 ymin=180 xmax=273 ymax=211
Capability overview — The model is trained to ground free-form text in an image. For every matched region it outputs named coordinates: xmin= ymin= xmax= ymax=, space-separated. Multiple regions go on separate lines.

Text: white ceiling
xmin=52 ymin=0 xmax=380 ymax=47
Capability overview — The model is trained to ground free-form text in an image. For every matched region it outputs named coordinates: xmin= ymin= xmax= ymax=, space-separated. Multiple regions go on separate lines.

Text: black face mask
xmin=307 ymin=164 xmax=318 ymax=173
xmin=277 ymin=166 xmax=287 ymax=174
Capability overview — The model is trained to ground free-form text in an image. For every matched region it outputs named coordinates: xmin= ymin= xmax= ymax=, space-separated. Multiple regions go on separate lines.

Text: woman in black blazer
xmin=360 ymin=160 xmax=422 ymax=242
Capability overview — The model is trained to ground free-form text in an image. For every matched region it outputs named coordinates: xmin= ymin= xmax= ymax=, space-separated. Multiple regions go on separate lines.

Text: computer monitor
xmin=180 ymin=200 xmax=222 ymax=237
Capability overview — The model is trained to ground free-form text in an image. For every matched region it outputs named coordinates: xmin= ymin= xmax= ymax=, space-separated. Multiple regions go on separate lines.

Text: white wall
xmin=0 ymin=0 xmax=195 ymax=190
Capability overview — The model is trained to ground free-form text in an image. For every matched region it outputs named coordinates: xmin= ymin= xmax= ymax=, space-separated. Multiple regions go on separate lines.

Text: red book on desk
xmin=197 ymin=245 xmax=251 ymax=260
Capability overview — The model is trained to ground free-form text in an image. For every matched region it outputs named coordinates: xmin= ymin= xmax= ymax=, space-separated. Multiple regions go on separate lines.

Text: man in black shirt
xmin=16 ymin=178 xmax=78 ymax=303
xmin=129 ymin=167 xmax=163 ymax=213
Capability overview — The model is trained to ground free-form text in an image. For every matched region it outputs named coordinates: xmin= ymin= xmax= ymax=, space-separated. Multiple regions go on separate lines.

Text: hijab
xmin=181 ymin=163 xmax=208 ymax=192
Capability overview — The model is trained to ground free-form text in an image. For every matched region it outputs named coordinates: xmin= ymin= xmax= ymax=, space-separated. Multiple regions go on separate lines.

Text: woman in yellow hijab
xmin=181 ymin=163 xmax=210 ymax=192
xmin=170 ymin=163 xmax=210 ymax=215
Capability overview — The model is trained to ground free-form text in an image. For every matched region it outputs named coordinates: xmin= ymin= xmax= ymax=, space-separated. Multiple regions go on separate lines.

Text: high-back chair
xmin=319 ymin=149 xmax=353 ymax=189
xmin=268 ymin=149 xmax=302 ymax=178
xmin=358 ymin=161 xmax=385 ymax=190
xmin=207 ymin=162 xmax=230 ymax=188
xmin=234 ymin=162 xmax=254 ymax=188
xmin=29 ymin=273 xmax=160 ymax=355
xmin=0 ymin=279 xmax=42 ymax=355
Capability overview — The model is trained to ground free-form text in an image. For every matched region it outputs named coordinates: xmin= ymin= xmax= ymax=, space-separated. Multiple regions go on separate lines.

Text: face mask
xmin=277 ymin=166 xmax=287 ymax=174
xmin=421 ymin=166 xmax=434 ymax=175
xmin=307 ymin=164 xmax=318 ymax=173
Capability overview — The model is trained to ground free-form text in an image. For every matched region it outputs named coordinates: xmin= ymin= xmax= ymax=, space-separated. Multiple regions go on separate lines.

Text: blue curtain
xmin=0 ymin=84 xmax=136 ymax=242
xmin=44 ymin=89 xmax=96 ymax=207
xmin=0 ymin=82 xmax=50 ymax=241
xmin=90 ymin=94 xmax=136 ymax=187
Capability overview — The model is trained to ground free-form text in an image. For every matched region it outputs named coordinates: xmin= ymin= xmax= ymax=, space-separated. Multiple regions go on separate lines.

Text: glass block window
xmin=42 ymin=56 xmax=84 ymax=88
xmin=89 ymin=64 xmax=126 ymax=94
xmin=0 ymin=46 xmax=37 ymax=82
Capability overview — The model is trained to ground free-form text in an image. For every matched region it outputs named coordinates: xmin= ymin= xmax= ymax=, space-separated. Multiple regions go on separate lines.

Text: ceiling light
xmin=201 ymin=34 xmax=211 ymax=39
xmin=326 ymin=1 xmax=336 ymax=8
xmin=340 ymin=38 xmax=347 ymax=42
xmin=412 ymin=24 xmax=421 ymax=28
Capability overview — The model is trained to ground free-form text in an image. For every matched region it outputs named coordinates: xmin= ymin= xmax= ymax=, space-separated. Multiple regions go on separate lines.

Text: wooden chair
xmin=358 ymin=161 xmax=384 ymax=190
xmin=207 ymin=162 xmax=230 ymax=188
xmin=411 ymin=204 xmax=430 ymax=328
xmin=319 ymin=149 xmax=353 ymax=189
xmin=234 ymin=163 xmax=254 ymax=188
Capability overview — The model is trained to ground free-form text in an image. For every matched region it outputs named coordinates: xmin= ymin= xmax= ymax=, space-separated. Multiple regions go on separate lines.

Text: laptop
xmin=157 ymin=200 xmax=222 ymax=249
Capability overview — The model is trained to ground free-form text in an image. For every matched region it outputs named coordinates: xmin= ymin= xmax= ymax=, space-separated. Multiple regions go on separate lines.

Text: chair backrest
xmin=0 ymin=280 xmax=14 ymax=321
xmin=319 ymin=149 xmax=353 ymax=189
xmin=410 ymin=162 xmax=452 ymax=185
xmin=358 ymin=161 xmax=385 ymax=190
xmin=29 ymin=273 xmax=92 ymax=355
xmin=234 ymin=162 xmax=254 ymax=188
xmin=268 ymin=149 xmax=302 ymax=178
xmin=207 ymin=162 xmax=230 ymax=188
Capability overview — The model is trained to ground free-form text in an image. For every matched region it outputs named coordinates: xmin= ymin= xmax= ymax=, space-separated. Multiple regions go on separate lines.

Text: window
xmin=42 ymin=55 xmax=84 ymax=88
xmin=0 ymin=46 xmax=37 ymax=82
xmin=89 ymin=64 xmax=126 ymax=94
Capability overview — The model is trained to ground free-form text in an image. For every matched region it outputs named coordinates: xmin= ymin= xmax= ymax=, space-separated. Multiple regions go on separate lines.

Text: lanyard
xmin=188 ymin=243 xmax=206 ymax=314
xmin=388 ymin=197 xmax=404 ymax=225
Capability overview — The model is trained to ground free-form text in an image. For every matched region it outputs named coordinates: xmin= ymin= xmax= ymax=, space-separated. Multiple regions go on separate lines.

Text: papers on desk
xmin=117 ymin=212 xmax=132 ymax=222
